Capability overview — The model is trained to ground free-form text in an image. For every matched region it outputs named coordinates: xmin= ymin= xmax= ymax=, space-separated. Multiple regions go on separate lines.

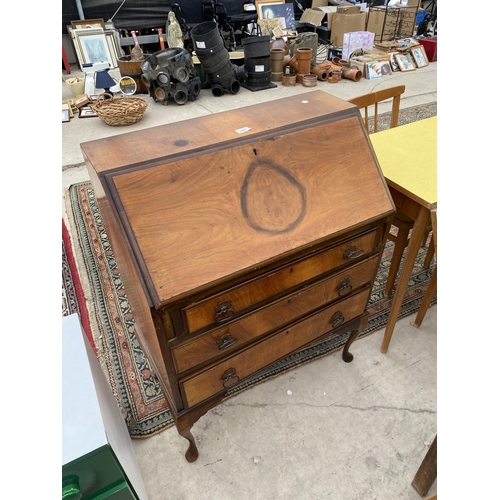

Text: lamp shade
xmin=95 ymin=69 xmax=116 ymax=90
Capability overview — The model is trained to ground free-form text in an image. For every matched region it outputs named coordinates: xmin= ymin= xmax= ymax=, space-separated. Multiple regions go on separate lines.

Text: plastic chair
xmin=348 ymin=85 xmax=435 ymax=297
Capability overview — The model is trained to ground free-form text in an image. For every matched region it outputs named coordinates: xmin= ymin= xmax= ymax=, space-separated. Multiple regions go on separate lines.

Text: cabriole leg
xmin=342 ymin=329 xmax=360 ymax=363
xmin=177 ymin=418 xmax=199 ymax=463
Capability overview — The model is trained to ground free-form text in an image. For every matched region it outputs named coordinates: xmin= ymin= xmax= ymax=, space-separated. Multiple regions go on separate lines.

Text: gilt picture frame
xmin=77 ymin=32 xmax=114 ymax=67
xmin=255 ymin=0 xmax=285 ymax=21
xmin=395 ymin=53 xmax=415 ymax=72
xmin=410 ymin=45 xmax=429 ymax=68
xmin=71 ymin=18 xmax=106 ymax=30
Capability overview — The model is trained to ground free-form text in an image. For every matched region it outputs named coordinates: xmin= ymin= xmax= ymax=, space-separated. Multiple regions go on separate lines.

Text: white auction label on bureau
xmin=235 ymin=127 xmax=251 ymax=134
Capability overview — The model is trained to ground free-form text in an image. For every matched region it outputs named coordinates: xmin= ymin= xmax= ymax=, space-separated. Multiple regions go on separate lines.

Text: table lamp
xmin=95 ymin=68 xmax=117 ymax=97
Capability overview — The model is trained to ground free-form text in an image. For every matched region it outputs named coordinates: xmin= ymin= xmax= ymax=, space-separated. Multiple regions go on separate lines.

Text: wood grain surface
xmin=111 ymin=116 xmax=392 ymax=305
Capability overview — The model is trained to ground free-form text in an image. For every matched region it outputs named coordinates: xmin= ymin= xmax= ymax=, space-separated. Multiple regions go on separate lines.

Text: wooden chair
xmin=348 ymin=86 xmax=435 ymax=297
xmin=348 ymin=84 xmax=405 ymax=133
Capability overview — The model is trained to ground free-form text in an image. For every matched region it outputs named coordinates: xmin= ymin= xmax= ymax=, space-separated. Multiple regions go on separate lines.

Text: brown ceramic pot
xmin=302 ymin=74 xmax=317 ymax=87
xmin=281 ymin=73 xmax=296 ymax=86
xmin=311 ymin=64 xmax=329 ymax=81
xmin=270 ymin=48 xmax=286 ymax=82
xmin=328 ymin=70 xmax=342 ymax=83
xmin=341 ymin=67 xmax=362 ymax=82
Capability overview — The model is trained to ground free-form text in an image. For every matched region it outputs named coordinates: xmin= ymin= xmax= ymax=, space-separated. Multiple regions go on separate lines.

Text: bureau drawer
xmin=172 ymin=256 xmax=378 ymax=374
xmin=181 ymin=286 xmax=371 ymax=408
xmin=182 ymin=230 xmax=377 ymax=334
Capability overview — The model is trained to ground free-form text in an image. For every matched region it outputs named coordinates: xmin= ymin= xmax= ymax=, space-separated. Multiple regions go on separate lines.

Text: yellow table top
xmin=370 ymin=116 xmax=437 ymax=209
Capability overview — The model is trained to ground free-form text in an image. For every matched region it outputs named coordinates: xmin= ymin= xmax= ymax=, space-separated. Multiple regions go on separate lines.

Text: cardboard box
xmin=366 ymin=9 xmax=386 ymax=39
xmin=337 ymin=5 xmax=361 ymax=14
xmin=74 ymin=94 xmax=91 ymax=108
xmin=330 ymin=12 xmax=367 ymax=46
xmin=365 ymin=49 xmax=391 ymax=62
xmin=299 ymin=6 xmax=338 ymax=28
xmin=367 ymin=6 xmax=418 ymax=41
xmin=300 ymin=6 xmax=367 ymax=46
xmin=350 ymin=49 xmax=391 ymax=76
xmin=299 ymin=5 xmax=361 ymax=29
xmin=349 ymin=56 xmax=373 ymax=76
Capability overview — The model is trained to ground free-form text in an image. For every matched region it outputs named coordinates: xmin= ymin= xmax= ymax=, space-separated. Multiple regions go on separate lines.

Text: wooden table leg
xmin=412 ymin=268 xmax=436 ymax=328
xmin=411 ymin=435 xmax=437 ymax=496
xmin=381 ymin=207 xmax=430 ymax=353
xmin=412 ymin=209 xmax=437 ymax=328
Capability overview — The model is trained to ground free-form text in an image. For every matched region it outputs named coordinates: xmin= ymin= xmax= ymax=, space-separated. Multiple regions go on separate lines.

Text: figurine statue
xmin=167 ymin=11 xmax=184 ymax=49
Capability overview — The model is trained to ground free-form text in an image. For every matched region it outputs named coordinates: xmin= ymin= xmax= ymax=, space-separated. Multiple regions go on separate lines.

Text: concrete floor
xmin=62 ymin=57 xmax=437 ymax=500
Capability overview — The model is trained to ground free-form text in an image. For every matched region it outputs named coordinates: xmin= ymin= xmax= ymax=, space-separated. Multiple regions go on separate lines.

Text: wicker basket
xmin=92 ymin=93 xmax=148 ymax=126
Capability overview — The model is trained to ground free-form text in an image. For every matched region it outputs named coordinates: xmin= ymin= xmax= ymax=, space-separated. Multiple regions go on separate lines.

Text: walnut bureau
xmin=81 ymin=90 xmax=395 ymax=462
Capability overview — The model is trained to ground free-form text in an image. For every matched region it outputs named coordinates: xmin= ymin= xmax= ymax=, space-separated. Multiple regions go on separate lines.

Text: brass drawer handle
xmin=217 ymin=333 xmax=237 ymax=350
xmin=222 ymin=368 xmax=240 ymax=388
xmin=330 ymin=311 xmax=345 ymax=329
xmin=337 ymin=277 xmax=352 ymax=296
xmin=343 ymin=245 xmax=364 ymax=259
xmin=214 ymin=300 xmax=234 ymax=323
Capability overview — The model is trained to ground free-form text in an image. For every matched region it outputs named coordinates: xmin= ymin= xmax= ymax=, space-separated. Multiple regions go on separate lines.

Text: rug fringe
xmin=63 ymin=218 xmax=95 ymax=354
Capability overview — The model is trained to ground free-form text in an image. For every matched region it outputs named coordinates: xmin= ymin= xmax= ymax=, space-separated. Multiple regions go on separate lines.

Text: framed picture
xmin=71 ymin=18 xmax=105 ymax=30
xmin=395 ymin=53 xmax=416 ymax=72
xmin=71 ymin=27 xmax=105 ymax=70
xmin=265 ymin=3 xmax=296 ymax=29
xmin=272 ymin=26 xmax=285 ymax=37
xmin=395 ymin=37 xmax=420 ymax=51
xmin=105 ymin=32 xmax=119 ymax=68
xmin=389 ymin=52 xmax=400 ymax=72
xmin=374 ymin=41 xmax=398 ymax=51
xmin=255 ymin=0 xmax=285 ymax=21
xmin=62 ymin=108 xmax=71 ymax=123
xmin=411 ymin=45 xmax=429 ymax=68
xmin=78 ymin=33 xmax=114 ymax=66
xmin=78 ymin=106 xmax=98 ymax=118
xmin=62 ymin=100 xmax=75 ymax=118
xmin=366 ymin=61 xmax=392 ymax=80
xmin=258 ymin=18 xmax=285 ymax=35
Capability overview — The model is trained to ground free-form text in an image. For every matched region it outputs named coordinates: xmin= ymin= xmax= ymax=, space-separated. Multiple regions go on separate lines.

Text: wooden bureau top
xmin=81 ymin=91 xmax=355 ymax=173
xmin=82 ymin=91 xmax=395 ymax=307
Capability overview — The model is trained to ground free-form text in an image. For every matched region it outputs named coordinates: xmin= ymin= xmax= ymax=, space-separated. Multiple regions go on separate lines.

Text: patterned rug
xmin=368 ymin=101 xmax=438 ymax=133
xmin=64 ymin=101 xmax=437 ymax=438
xmin=62 ymin=219 xmax=94 ymax=353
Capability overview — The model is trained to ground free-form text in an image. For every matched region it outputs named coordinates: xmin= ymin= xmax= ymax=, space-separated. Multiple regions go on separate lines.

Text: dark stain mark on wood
xmin=240 ymin=159 xmax=307 ymax=234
